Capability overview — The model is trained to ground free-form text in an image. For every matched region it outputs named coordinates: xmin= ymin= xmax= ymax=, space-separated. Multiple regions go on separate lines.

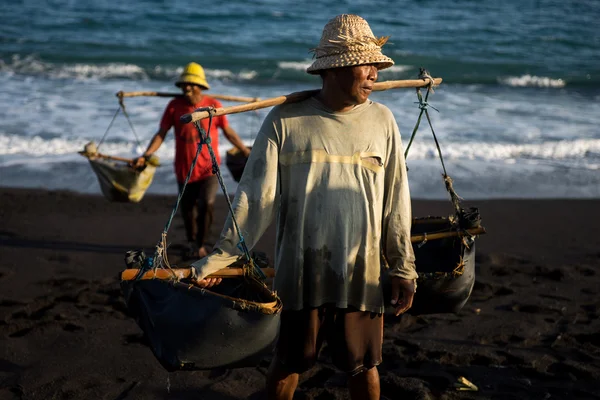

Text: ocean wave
xmin=205 ymin=68 xmax=258 ymax=81
xmin=0 ymin=55 xmax=259 ymax=83
xmin=0 ymin=134 xmax=141 ymax=158
xmin=2 ymin=133 xmax=599 ymax=168
xmin=275 ymin=61 xmax=412 ymax=74
xmin=3 ymin=54 xmax=596 ymax=88
xmin=277 ymin=60 xmax=312 ymax=71
xmin=406 ymin=139 xmax=600 ymax=164
xmin=498 ymin=74 xmax=566 ymax=88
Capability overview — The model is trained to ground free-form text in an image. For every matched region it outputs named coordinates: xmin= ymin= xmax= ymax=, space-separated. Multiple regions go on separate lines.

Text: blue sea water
xmin=1 ymin=0 xmax=599 ymax=199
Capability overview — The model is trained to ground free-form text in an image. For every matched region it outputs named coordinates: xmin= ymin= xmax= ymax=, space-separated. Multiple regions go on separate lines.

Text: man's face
xmin=331 ymin=64 xmax=379 ymax=105
xmin=179 ymin=82 xmax=202 ymax=100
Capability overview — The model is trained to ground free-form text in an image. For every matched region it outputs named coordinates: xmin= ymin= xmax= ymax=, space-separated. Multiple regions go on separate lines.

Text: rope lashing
xmin=444 ymin=175 xmax=464 ymax=219
xmin=404 ymin=68 xmax=439 ymax=160
xmin=417 ymin=232 xmax=428 ymax=248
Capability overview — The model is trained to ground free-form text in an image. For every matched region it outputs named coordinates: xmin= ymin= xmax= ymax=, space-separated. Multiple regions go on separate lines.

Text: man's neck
xmin=187 ymin=93 xmax=204 ymax=105
xmin=316 ymin=88 xmax=356 ymax=113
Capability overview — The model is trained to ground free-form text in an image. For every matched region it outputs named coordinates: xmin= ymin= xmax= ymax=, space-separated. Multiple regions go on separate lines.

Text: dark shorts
xmin=275 ymin=304 xmax=383 ymax=376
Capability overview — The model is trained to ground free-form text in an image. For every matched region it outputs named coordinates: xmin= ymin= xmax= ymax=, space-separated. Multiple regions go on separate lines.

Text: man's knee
xmin=346 ymin=362 xmax=379 ymax=377
xmin=278 ymin=351 xmax=318 ymax=374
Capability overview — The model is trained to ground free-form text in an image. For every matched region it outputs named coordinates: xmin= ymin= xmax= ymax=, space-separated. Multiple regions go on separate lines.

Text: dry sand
xmin=1 ymin=187 xmax=599 ymax=399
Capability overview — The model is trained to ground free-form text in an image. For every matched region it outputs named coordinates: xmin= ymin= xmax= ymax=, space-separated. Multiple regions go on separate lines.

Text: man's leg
xmin=178 ymin=181 xmax=200 ymax=257
xmin=327 ymin=308 xmax=383 ymax=400
xmin=348 ymin=366 xmax=380 ymax=400
xmin=195 ymin=176 xmax=218 ymax=256
xmin=266 ymin=355 xmax=299 ymax=400
xmin=266 ymin=307 xmax=326 ymax=400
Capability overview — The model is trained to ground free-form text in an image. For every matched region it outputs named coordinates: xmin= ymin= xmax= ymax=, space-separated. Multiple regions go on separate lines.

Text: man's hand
xmin=390 ymin=277 xmax=416 ymax=316
xmin=242 ymin=147 xmax=251 ymax=158
xmin=130 ymin=156 xmax=146 ymax=169
xmin=195 ymin=277 xmax=223 ymax=288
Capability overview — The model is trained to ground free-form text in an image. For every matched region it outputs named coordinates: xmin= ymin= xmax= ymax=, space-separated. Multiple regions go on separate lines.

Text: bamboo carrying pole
xmin=180 ymin=77 xmax=442 ymax=124
xmin=116 ymin=91 xmax=260 ymax=103
xmin=410 ymin=227 xmax=486 ymax=243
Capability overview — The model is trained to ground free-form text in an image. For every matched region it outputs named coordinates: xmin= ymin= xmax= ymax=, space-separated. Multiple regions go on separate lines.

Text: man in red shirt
xmin=134 ymin=62 xmax=250 ymax=259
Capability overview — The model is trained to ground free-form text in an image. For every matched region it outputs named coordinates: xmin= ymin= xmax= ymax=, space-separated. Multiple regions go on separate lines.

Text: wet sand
xmin=1 ymin=187 xmax=599 ymax=399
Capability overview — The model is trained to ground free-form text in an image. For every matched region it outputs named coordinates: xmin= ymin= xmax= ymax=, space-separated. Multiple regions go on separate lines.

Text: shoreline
xmin=1 ymin=187 xmax=599 ymax=399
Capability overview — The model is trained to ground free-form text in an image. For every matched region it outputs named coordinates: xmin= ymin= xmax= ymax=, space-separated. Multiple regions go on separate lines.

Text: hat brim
xmin=307 ymin=51 xmax=394 ymax=74
xmin=175 ymin=74 xmax=210 ymax=90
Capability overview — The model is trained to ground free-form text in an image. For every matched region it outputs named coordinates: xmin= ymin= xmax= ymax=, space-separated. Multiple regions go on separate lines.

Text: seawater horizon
xmin=1 ymin=0 xmax=599 ymax=199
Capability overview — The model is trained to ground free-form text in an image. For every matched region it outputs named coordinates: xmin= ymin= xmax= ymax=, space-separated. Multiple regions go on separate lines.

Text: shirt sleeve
xmin=192 ymin=110 xmax=280 ymax=279
xmin=211 ymin=98 xmax=229 ymax=129
xmin=381 ymin=114 xmax=418 ymax=280
xmin=159 ymin=100 xmax=175 ymax=132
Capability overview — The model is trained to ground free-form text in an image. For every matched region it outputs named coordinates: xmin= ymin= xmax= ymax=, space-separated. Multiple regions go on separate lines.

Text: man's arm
xmin=222 ymin=125 xmax=251 ymax=157
xmin=193 ymin=114 xmax=280 ymax=280
xmin=133 ymin=127 xmax=168 ymax=168
xmin=381 ymin=113 xmax=418 ymax=315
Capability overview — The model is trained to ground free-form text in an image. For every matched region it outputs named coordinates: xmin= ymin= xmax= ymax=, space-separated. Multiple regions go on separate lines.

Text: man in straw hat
xmin=194 ymin=14 xmax=417 ymax=399
xmin=133 ymin=62 xmax=250 ymax=259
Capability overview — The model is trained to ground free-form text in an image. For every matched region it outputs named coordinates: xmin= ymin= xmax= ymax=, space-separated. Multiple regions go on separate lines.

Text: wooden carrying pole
xmin=116 ymin=91 xmax=260 ymax=103
xmin=410 ymin=227 xmax=486 ymax=243
xmin=180 ymin=77 xmax=442 ymax=124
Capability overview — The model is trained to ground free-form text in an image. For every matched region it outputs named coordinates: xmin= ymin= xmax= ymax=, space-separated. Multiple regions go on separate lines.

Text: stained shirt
xmin=160 ymin=96 xmax=229 ymax=183
xmin=193 ymin=97 xmax=417 ymax=313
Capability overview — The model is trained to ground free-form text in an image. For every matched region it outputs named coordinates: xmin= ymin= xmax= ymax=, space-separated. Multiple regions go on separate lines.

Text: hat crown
xmin=306 ymin=14 xmax=394 ymax=74
xmin=312 ymin=14 xmax=388 ymax=59
xmin=176 ymin=62 xmax=210 ymax=90
xmin=181 ymin=62 xmax=205 ymax=78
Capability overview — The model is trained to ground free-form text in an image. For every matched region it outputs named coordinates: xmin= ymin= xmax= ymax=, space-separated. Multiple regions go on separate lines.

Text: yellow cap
xmin=175 ymin=62 xmax=210 ymax=90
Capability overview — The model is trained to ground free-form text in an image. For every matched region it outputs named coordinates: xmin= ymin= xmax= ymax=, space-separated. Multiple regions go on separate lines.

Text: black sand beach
xmin=1 ymin=187 xmax=599 ymax=399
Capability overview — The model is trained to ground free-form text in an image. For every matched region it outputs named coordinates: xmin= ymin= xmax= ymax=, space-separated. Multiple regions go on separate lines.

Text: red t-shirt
xmin=160 ymin=96 xmax=229 ymax=183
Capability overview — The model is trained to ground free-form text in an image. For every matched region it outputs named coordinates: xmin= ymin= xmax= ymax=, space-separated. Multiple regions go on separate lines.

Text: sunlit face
xmin=331 ymin=64 xmax=379 ymax=105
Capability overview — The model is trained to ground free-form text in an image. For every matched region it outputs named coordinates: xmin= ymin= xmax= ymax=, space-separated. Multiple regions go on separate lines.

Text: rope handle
xmin=97 ymin=92 xmax=143 ymax=151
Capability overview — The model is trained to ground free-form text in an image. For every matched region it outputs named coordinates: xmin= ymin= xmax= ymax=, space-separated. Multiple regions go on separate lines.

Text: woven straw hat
xmin=175 ymin=62 xmax=210 ymax=90
xmin=307 ymin=14 xmax=394 ymax=74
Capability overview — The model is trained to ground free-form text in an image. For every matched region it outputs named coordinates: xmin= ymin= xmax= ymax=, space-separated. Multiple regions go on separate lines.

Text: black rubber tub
xmin=121 ymin=276 xmax=281 ymax=372
xmin=383 ymin=216 xmax=477 ymax=316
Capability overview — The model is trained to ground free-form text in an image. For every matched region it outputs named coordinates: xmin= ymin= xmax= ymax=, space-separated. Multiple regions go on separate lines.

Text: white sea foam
xmin=1 ymin=57 xmax=599 ymax=199
xmin=56 ymin=64 xmax=149 ymax=80
xmin=406 ymin=139 xmax=600 ymax=163
xmin=0 ymin=55 xmax=150 ymax=80
xmin=277 ymin=61 xmax=312 ymax=71
xmin=499 ymin=75 xmax=566 ymax=88
xmin=0 ymin=55 xmax=258 ymax=82
xmin=2 ymin=133 xmax=598 ymax=167
xmin=379 ymin=65 xmax=412 ymax=74
xmin=276 ymin=62 xmax=413 ymax=75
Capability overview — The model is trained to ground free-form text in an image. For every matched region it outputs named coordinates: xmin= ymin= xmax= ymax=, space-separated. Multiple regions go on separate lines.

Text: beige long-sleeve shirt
xmin=193 ymin=97 xmax=417 ymax=313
